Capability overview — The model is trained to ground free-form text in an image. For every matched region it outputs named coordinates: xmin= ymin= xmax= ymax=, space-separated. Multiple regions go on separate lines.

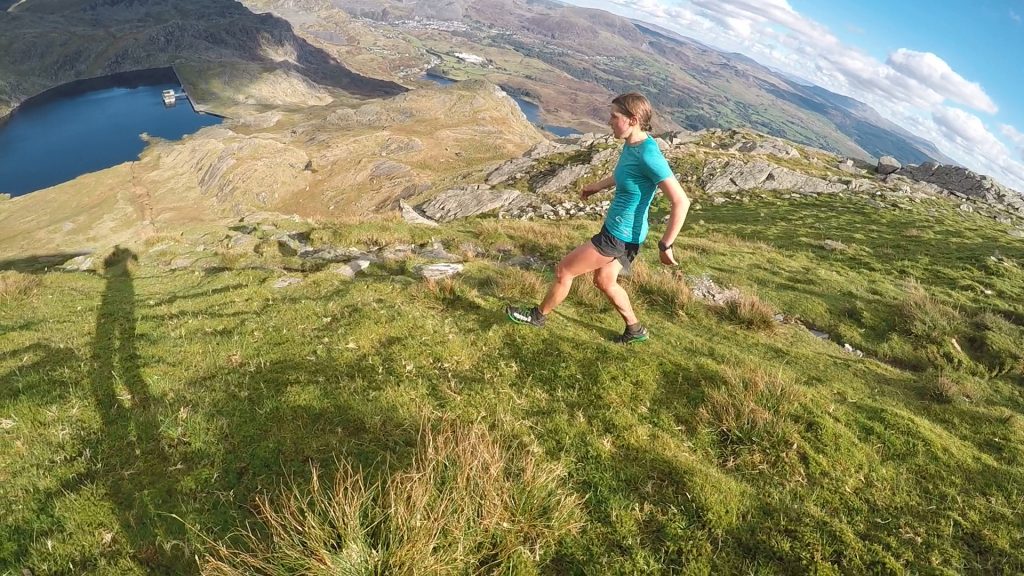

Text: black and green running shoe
xmin=506 ymin=305 xmax=546 ymax=328
xmin=614 ymin=325 xmax=649 ymax=344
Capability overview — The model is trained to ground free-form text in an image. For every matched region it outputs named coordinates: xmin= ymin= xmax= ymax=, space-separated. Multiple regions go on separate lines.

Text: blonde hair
xmin=611 ymin=92 xmax=653 ymax=132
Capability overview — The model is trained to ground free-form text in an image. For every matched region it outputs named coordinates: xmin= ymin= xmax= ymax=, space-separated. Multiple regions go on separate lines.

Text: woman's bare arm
xmin=581 ymin=175 xmax=617 ymax=199
xmin=657 ymin=176 xmax=691 ymax=265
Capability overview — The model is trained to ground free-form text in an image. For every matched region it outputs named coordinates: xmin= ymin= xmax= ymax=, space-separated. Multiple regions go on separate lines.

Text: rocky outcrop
xmin=501 ymin=199 xmax=609 ymax=221
xmin=486 ymin=157 xmax=535 ymax=186
xmin=730 ymin=138 xmax=800 ymax=159
xmin=534 ymin=164 xmax=591 ymax=195
xmin=895 ymin=162 xmax=1024 ymax=218
xmin=901 ymin=162 xmax=1008 ymax=200
xmin=837 ymin=159 xmax=860 ymax=174
xmin=419 ymin=185 xmax=529 ymax=222
xmin=701 ymin=159 xmax=845 ymax=195
xmin=486 ymin=139 xmax=617 ymax=190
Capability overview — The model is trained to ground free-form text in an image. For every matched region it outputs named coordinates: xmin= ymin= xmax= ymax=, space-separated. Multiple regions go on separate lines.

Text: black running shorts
xmin=591 ymin=225 xmax=641 ymax=272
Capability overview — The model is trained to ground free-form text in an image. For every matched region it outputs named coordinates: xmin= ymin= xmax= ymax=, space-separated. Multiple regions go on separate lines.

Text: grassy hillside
xmin=2 ymin=194 xmax=1024 ymax=574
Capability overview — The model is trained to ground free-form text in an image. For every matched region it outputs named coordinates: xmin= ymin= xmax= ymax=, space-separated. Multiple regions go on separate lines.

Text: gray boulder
xmin=274 ymin=232 xmax=311 ymax=257
xmin=877 ymin=156 xmax=902 ymax=175
xmin=415 ymin=263 xmax=464 ymax=279
xmin=525 ymin=140 xmax=577 ymax=160
xmin=331 ymin=259 xmax=372 ymax=279
xmin=589 ymin=148 xmax=618 ymax=166
xmin=299 ymin=246 xmax=371 ymax=263
xmin=399 ymin=200 xmax=439 ymax=227
xmin=665 ymin=130 xmax=698 ymax=146
xmin=272 ymin=276 xmax=303 ymax=289
xmin=60 ymin=254 xmax=97 ymax=272
xmin=761 ymin=166 xmax=845 ymax=194
xmin=417 ymin=240 xmax=460 ymax=262
xmin=702 ymin=159 xmax=774 ymax=194
xmin=837 ymin=159 xmax=861 ymax=174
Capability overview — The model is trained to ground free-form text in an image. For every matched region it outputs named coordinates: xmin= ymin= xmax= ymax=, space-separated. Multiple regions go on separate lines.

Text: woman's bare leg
xmin=538 ymin=242 xmax=614 ymax=315
xmin=593 ymin=259 xmax=639 ymax=326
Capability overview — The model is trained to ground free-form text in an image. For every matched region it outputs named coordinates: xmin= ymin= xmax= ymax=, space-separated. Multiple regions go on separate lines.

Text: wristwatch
xmin=658 ymin=240 xmax=673 ymax=252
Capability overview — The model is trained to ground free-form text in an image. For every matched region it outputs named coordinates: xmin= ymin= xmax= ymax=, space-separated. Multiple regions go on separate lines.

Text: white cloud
xmin=569 ymin=0 xmax=1024 ymax=190
xmin=1001 ymin=124 xmax=1024 ymax=160
xmin=887 ymin=49 xmax=997 ymax=114
xmin=1011 ymin=10 xmax=1021 ymax=24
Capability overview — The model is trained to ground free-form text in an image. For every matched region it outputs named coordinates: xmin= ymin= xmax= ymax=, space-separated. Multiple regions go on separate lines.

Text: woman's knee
xmin=594 ymin=271 xmax=617 ymax=293
xmin=554 ymin=262 xmax=575 ymax=283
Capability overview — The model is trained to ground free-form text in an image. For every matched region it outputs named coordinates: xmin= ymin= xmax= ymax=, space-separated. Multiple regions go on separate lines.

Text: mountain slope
xmin=0 ymin=0 xmax=406 ymax=118
xmin=3 ymin=188 xmax=1023 ymax=573
xmin=328 ymin=0 xmax=948 ymax=165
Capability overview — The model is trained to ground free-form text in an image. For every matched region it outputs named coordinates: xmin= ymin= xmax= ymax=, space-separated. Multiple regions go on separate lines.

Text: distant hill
xmin=798 ymin=84 xmax=958 ymax=165
xmin=332 ymin=0 xmax=949 ymax=165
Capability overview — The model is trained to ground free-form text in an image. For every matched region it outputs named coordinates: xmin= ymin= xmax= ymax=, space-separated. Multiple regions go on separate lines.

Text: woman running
xmin=506 ymin=92 xmax=691 ymax=343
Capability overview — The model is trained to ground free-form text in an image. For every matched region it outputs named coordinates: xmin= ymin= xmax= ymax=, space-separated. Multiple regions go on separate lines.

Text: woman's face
xmin=608 ymin=106 xmax=636 ymax=139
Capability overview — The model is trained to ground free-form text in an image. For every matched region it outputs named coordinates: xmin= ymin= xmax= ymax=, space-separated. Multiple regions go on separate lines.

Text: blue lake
xmin=421 ymin=73 xmax=578 ymax=137
xmin=0 ymin=81 xmax=222 ymax=197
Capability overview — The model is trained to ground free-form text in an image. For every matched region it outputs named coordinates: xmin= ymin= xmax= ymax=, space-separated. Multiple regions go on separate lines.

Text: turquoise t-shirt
xmin=605 ymin=136 xmax=674 ymax=244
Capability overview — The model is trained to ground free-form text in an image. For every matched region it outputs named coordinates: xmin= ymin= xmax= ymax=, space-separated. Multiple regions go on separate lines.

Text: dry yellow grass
xmin=626 ymin=260 xmax=693 ymax=314
xmin=202 ymin=420 xmax=584 ymax=575
xmin=698 ymin=366 xmax=803 ymax=471
xmin=715 ymin=291 xmax=777 ymax=331
xmin=0 ymin=271 xmax=41 ymax=301
xmin=492 ymin=267 xmax=546 ymax=303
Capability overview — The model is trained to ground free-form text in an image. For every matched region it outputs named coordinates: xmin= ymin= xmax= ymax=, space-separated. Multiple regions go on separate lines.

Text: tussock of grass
xmin=698 ymin=367 xmax=803 ymax=471
xmin=202 ymin=420 xmax=583 ymax=575
xmin=896 ymin=280 xmax=963 ymax=343
xmin=924 ymin=371 xmax=978 ymax=403
xmin=890 ymin=280 xmax=970 ymax=370
xmin=714 ymin=292 xmax=777 ymax=331
xmin=215 ymin=250 xmax=246 ymax=270
xmin=420 ymin=276 xmax=459 ymax=300
xmin=488 ymin=220 xmax=585 ymax=262
xmin=491 ymin=267 xmax=545 ymax=302
xmin=964 ymin=312 xmax=1024 ymax=376
xmin=0 ymin=271 xmax=40 ymax=301
xmin=626 ymin=261 xmax=693 ymax=314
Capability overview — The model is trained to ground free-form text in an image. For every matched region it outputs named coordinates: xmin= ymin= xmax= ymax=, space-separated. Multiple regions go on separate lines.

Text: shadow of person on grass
xmin=89 ymin=246 xmax=195 ymax=573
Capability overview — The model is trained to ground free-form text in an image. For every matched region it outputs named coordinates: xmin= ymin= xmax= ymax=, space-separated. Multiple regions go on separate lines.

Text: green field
xmin=2 ymin=194 xmax=1023 ymax=574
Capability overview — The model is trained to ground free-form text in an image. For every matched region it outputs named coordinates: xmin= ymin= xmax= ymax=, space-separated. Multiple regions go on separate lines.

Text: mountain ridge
xmin=0 ymin=0 xmax=406 ymax=119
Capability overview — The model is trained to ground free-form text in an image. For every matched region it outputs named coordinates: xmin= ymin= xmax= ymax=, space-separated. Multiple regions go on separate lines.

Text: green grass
xmin=2 ymin=195 xmax=1024 ymax=574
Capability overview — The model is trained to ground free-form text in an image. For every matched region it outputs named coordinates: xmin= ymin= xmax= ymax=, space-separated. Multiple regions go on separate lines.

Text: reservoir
xmin=509 ymin=96 xmax=578 ymax=137
xmin=421 ymin=73 xmax=578 ymax=137
xmin=0 ymin=70 xmax=222 ymax=197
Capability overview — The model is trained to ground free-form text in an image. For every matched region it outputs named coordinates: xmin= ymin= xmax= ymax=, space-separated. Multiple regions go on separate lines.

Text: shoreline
xmin=0 ymin=66 xmax=226 ymax=127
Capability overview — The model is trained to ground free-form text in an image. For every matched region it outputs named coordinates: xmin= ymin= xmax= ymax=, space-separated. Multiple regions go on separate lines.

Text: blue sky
xmin=563 ymin=0 xmax=1024 ymax=192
